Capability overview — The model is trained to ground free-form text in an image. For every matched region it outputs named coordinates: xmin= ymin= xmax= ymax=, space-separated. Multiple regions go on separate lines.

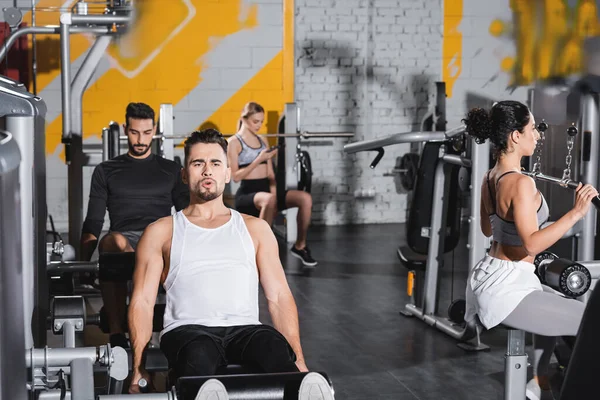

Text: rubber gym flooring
xmin=48 ymin=222 xmax=565 ymax=399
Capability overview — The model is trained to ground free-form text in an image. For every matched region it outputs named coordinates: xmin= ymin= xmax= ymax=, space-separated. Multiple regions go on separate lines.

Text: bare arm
xmin=250 ymin=217 xmax=306 ymax=367
xmin=480 ymin=179 xmax=492 ymax=237
xmin=513 ymin=176 xmax=581 ymax=256
xmin=128 ymin=219 xmax=169 ymax=374
xmin=80 ymin=233 xmax=98 ymax=262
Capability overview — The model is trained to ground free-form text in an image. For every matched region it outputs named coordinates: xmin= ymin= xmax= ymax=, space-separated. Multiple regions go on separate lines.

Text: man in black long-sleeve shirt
xmin=81 ymin=102 xmax=189 ymax=347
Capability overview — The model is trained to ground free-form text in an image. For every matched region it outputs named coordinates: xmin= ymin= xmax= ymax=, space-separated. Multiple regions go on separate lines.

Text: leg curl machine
xmin=47 ymin=252 xmax=336 ymax=400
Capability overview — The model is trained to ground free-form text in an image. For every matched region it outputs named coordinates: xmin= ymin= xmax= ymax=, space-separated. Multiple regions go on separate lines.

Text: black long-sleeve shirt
xmin=82 ymin=153 xmax=189 ymax=238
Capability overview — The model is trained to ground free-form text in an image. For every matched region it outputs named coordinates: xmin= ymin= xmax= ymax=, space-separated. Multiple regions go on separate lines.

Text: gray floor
xmin=273 ymin=223 xmax=561 ymax=400
xmin=47 ymin=222 xmax=564 ymax=399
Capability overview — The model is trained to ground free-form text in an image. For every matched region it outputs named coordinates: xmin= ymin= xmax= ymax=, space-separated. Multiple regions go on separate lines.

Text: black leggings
xmin=235 ymin=178 xmax=288 ymax=217
xmin=160 ymin=324 xmax=298 ymax=378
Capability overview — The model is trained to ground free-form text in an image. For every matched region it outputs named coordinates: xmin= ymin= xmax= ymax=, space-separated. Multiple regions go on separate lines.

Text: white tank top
xmin=160 ymin=209 xmax=260 ymax=338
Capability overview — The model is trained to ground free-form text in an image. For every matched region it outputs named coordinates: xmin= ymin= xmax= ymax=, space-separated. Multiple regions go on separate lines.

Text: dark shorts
xmin=110 ymin=230 xmax=143 ymax=250
xmin=234 ymin=178 xmax=288 ymax=217
xmin=160 ymin=324 xmax=298 ymax=378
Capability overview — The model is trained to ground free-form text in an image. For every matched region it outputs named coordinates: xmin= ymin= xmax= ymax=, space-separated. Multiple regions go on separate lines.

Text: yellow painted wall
xmin=22 ymin=0 xmax=293 ymax=156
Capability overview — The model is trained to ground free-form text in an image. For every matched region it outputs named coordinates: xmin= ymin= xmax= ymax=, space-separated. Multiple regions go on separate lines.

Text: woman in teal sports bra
xmin=463 ymin=100 xmax=599 ymax=400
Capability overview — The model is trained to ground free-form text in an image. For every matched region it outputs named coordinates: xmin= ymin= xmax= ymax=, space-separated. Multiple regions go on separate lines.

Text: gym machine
xmin=0 ymin=130 xmax=28 ymax=400
xmin=0 ymin=74 xmax=48 ymax=348
xmin=344 ymin=125 xmax=490 ymax=349
xmin=528 ymin=87 xmax=600 ymax=263
xmin=0 ymin=1 xmax=134 ymax=261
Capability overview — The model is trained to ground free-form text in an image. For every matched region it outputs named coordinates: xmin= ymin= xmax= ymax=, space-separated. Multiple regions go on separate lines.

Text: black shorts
xmin=159 ymin=324 xmax=298 ymax=378
xmin=234 ymin=178 xmax=288 ymax=217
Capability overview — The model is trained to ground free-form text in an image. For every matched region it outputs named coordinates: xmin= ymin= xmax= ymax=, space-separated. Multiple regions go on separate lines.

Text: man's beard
xmin=128 ymin=142 xmax=151 ymax=156
xmin=193 ymin=182 xmax=222 ymax=202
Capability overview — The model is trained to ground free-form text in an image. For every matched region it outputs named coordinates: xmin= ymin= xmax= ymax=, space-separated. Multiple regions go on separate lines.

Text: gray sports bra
xmin=235 ymin=133 xmax=267 ymax=168
xmin=487 ymin=171 xmax=550 ymax=246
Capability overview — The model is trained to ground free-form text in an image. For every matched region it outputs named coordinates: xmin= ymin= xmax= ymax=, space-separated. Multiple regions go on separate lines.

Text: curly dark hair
xmin=462 ymin=100 xmax=531 ymax=157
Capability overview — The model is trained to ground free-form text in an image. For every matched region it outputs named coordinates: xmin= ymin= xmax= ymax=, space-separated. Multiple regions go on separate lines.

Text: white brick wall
xmin=295 ymin=0 xmax=443 ymax=225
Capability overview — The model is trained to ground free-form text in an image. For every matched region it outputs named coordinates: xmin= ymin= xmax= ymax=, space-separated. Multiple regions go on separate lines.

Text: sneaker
xmin=298 ymin=372 xmax=335 ymax=400
xmin=110 ymin=333 xmax=130 ymax=349
xmin=526 ymin=379 xmax=555 ymax=400
xmin=194 ymin=378 xmax=229 ymax=400
xmin=291 ymin=246 xmax=318 ymax=267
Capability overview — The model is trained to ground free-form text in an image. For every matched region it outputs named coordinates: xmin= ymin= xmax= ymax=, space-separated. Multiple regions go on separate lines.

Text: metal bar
xmin=60 ymin=20 xmax=71 ymax=142
xmin=98 ymin=394 xmax=173 ymax=400
xmin=70 ymin=14 xmax=131 ymax=25
xmin=38 ymin=391 xmax=72 ymax=400
xmin=441 ymin=154 xmax=471 ymax=168
xmin=119 ymin=132 xmax=354 ymax=141
xmin=422 ymin=153 xmax=449 ymax=315
xmin=26 ymin=347 xmax=100 ymax=368
xmin=579 ymin=93 xmax=599 ymax=262
xmin=0 ymin=26 xmax=110 ymax=63
xmin=63 ymin=321 xmax=76 ymax=348
xmin=343 ymin=131 xmax=447 ymax=154
xmin=47 ymin=260 xmax=99 ymax=274
xmin=469 ymin=140 xmax=490 ymax=271
xmin=522 ymin=171 xmax=574 ymax=187
xmin=70 ymin=358 xmax=95 ymax=400
xmin=102 ymin=128 xmax=109 ymax=162
xmin=505 ymin=329 xmax=527 ymax=400
xmin=0 ymin=130 xmax=28 ymax=400
xmin=71 ymin=35 xmax=113 ymax=139
xmin=31 ymin=0 xmax=37 ymax=95
xmin=580 ymin=261 xmax=600 ymax=279
xmin=159 ymin=104 xmax=174 ymax=160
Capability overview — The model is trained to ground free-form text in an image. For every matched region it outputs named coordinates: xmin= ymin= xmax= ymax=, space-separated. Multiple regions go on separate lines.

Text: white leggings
xmin=502 ymin=285 xmax=585 ymax=376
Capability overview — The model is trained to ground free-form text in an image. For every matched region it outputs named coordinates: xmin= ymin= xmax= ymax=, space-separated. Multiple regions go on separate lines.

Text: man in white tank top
xmin=126 ymin=129 xmax=333 ymax=399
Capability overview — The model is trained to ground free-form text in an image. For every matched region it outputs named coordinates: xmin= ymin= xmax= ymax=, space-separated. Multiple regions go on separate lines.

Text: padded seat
xmin=397 ymin=246 xmax=427 ymax=271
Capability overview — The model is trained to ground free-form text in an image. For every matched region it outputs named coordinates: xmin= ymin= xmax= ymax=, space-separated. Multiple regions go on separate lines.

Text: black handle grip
xmin=370 ymin=148 xmax=385 ymax=169
xmin=565 ymin=181 xmax=600 ymax=209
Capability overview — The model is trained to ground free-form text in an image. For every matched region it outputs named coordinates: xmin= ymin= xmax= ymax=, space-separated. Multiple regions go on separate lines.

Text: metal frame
xmin=579 ymin=93 xmax=599 ymax=261
xmin=400 ymin=140 xmax=490 ymax=347
xmin=0 ymin=130 xmax=28 ymax=400
xmin=504 ymin=329 xmax=528 ymax=400
xmin=343 ymin=127 xmax=491 ymax=348
xmin=59 ymin=11 xmax=133 ymax=255
xmin=0 ymin=76 xmax=48 ymax=348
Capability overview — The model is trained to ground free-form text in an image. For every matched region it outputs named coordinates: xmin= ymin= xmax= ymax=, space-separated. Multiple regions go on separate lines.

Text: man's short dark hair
xmin=184 ymin=129 xmax=228 ymax=166
xmin=125 ymin=102 xmax=155 ymax=127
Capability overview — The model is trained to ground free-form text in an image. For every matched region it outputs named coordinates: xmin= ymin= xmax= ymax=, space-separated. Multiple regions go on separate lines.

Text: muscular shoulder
xmin=144 ymin=215 xmax=173 ymax=244
xmin=241 ymin=214 xmax=272 ymax=243
xmin=512 ymin=174 xmax=537 ymax=197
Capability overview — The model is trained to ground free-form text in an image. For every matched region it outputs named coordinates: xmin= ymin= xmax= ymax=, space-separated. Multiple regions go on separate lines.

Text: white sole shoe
xmin=298 ymin=372 xmax=335 ymax=400
xmin=290 ymin=250 xmax=318 ymax=267
xmin=194 ymin=378 xmax=229 ymax=400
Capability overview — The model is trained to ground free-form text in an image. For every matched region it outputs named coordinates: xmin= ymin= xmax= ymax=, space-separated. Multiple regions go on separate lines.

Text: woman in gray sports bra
xmin=226 ymin=102 xmax=318 ymax=267
xmin=463 ymin=100 xmax=599 ymax=400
